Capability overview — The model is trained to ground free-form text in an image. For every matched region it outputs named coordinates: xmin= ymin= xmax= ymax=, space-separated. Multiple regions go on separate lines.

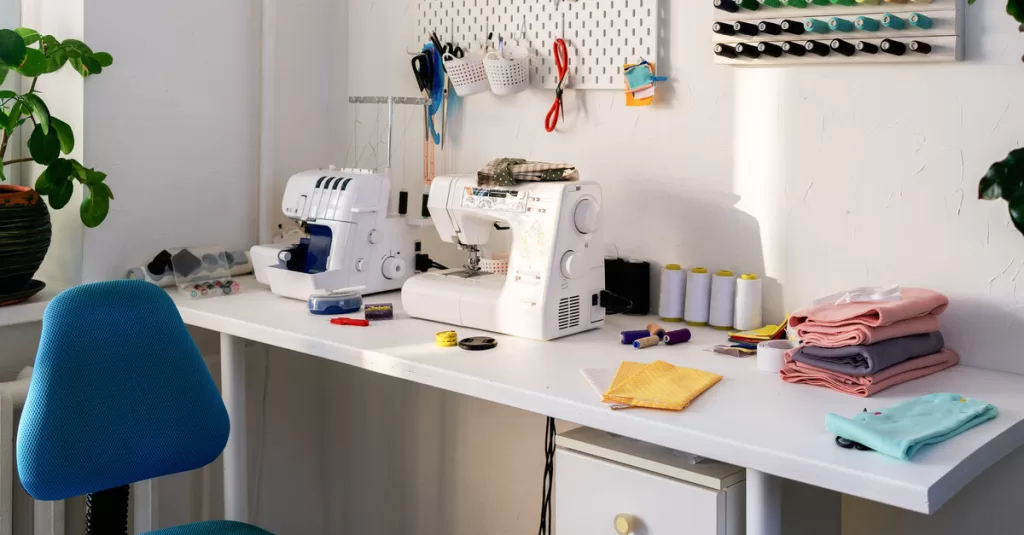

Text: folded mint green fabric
xmin=825 ymin=393 xmax=998 ymax=460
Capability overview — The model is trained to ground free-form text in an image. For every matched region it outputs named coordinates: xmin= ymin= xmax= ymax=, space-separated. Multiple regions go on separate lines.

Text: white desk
xmin=172 ymin=278 xmax=1024 ymax=535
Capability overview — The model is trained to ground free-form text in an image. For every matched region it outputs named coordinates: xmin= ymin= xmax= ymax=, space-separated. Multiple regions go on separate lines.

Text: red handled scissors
xmin=544 ymin=39 xmax=569 ymax=133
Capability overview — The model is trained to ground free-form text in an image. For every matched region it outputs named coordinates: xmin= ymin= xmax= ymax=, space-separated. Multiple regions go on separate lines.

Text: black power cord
xmin=538 ymin=417 xmax=556 ymax=535
xmin=600 ymin=289 xmax=634 ymax=316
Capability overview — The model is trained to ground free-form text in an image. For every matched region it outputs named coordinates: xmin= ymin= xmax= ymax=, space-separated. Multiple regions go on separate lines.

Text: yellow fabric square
xmin=603 ymin=361 xmax=722 ymax=411
xmin=602 ymin=361 xmax=647 ymax=402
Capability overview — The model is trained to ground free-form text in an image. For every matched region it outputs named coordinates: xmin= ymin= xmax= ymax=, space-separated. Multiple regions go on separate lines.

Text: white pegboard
xmin=415 ymin=0 xmax=661 ymax=89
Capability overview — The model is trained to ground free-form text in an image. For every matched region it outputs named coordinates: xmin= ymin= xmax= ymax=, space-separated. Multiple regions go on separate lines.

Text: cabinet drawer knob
xmin=614 ymin=513 xmax=636 ymax=535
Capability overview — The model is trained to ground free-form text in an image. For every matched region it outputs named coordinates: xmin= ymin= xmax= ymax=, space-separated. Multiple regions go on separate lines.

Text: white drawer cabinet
xmin=555 ymin=427 xmax=746 ymax=535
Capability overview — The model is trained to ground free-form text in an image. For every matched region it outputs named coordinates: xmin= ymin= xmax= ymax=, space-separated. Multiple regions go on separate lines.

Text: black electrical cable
xmin=538 ymin=417 xmax=556 ymax=535
xmin=600 ymin=289 xmax=634 ymax=316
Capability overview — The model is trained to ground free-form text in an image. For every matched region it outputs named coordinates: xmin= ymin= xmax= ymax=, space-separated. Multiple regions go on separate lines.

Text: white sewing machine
xmin=251 ymin=168 xmax=416 ymax=300
xmin=402 ymin=175 xmax=606 ymax=340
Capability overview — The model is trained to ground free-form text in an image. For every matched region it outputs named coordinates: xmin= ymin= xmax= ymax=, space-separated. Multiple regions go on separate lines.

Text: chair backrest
xmin=17 ymin=280 xmax=230 ymax=501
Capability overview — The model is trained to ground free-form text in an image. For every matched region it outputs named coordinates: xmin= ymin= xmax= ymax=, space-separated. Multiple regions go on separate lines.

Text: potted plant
xmin=0 ymin=27 xmax=113 ymax=303
xmin=977 ymin=0 xmax=1024 ymax=229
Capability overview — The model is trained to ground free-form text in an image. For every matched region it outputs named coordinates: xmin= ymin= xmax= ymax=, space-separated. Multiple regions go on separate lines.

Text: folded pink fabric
xmin=780 ymin=349 xmax=959 ymax=398
xmin=789 ymin=288 xmax=949 ymax=329
xmin=796 ymin=315 xmax=941 ymax=348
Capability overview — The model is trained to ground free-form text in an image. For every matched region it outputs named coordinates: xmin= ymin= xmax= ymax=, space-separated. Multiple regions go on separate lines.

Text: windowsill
xmin=0 ymin=286 xmax=62 ymax=328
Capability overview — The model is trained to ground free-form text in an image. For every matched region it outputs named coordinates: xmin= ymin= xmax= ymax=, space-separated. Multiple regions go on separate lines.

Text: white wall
xmin=78 ymin=0 xmax=260 ymax=282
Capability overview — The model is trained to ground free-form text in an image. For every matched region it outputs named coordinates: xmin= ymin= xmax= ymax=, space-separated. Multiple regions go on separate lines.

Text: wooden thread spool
xmin=633 ymin=335 xmax=661 ymax=349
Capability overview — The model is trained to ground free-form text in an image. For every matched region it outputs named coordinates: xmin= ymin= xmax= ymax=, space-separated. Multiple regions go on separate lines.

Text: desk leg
xmin=221 ymin=333 xmax=249 ymax=523
xmin=747 ymin=469 xmax=782 ymax=535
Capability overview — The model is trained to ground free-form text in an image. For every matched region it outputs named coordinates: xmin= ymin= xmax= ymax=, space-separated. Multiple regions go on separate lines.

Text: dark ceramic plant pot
xmin=0 ymin=185 xmax=52 ymax=294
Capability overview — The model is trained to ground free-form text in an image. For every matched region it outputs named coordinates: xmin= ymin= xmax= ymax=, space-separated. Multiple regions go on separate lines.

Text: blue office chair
xmin=16 ymin=280 xmax=272 ymax=534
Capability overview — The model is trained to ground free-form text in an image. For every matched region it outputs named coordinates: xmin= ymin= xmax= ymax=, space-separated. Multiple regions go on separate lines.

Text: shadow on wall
xmin=940 ymin=298 xmax=1024 ymax=374
xmin=603 ymin=182 xmax=784 ymax=323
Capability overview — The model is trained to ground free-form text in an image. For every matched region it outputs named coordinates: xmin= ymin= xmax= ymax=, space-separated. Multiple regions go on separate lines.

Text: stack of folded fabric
xmin=781 ymin=288 xmax=959 ymax=397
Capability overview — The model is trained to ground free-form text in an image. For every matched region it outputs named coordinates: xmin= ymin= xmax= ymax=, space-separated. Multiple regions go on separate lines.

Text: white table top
xmin=172 ymin=277 xmax=1024 ymax=514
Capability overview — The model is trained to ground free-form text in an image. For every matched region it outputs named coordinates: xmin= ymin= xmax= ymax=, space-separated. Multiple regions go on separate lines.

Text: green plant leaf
xmin=980 ymin=162 xmax=1009 ymax=200
xmin=0 ymin=109 xmax=7 ymax=126
xmin=34 ymin=167 xmax=53 ymax=195
xmin=5 ymin=101 xmax=22 ymax=132
xmin=85 ymin=169 xmax=106 ymax=185
xmin=28 ymin=124 xmax=60 ymax=164
xmin=980 ymin=149 xmax=1024 ymax=201
xmin=13 ymin=28 xmax=40 ymax=46
xmin=69 ymin=57 xmax=86 ymax=77
xmin=1010 ymin=192 xmax=1024 ymax=235
xmin=0 ymin=90 xmax=15 ymax=99
xmin=17 ymin=48 xmax=46 ymax=77
xmin=64 ymin=48 xmax=82 ymax=59
xmin=0 ymin=163 xmax=5 ymax=183
xmin=0 ymin=67 xmax=7 ymax=87
xmin=0 ymin=30 xmax=27 ymax=68
xmin=81 ymin=56 xmax=102 ymax=76
xmin=80 ymin=182 xmax=110 ymax=227
xmin=50 ymin=117 xmax=74 ymax=154
xmin=93 ymin=52 xmax=113 ymax=67
xmin=45 ymin=48 xmax=67 ymax=74
xmin=1010 ymin=0 xmax=1024 ymax=24
xmin=62 ymin=39 xmax=93 ymax=55
xmin=42 ymin=159 xmax=74 ymax=209
xmin=19 ymin=93 xmax=49 ymax=135
xmin=48 ymin=177 xmax=73 ymax=210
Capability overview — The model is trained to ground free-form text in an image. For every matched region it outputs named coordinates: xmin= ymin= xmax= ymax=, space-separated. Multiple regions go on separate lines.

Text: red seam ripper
xmin=330 ymin=318 xmax=370 ymax=327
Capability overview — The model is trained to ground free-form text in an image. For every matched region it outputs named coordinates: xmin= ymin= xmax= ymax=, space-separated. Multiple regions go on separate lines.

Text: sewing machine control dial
xmin=382 ymin=256 xmax=406 ymax=280
xmin=573 ymin=198 xmax=600 ymax=234
xmin=368 ymin=230 xmax=378 ymax=244
xmin=560 ymin=251 xmax=581 ymax=279
xmin=356 ymin=259 xmax=364 ymax=272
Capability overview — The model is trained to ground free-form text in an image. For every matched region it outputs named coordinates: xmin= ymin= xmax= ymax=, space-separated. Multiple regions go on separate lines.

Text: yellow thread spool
xmin=647 ymin=323 xmax=666 ymax=337
xmin=436 ymin=331 xmax=458 ymax=347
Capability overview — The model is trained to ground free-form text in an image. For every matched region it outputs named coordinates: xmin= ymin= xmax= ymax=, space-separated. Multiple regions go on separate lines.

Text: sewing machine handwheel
xmin=573 ymin=198 xmax=600 ymax=234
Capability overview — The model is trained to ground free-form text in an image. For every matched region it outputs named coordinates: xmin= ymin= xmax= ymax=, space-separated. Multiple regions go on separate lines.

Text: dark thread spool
xmin=398 ymin=191 xmax=409 ymax=215
xmin=365 ymin=303 xmax=395 ymax=320
xmin=662 ymin=329 xmax=693 ymax=345
xmin=620 ymin=330 xmax=652 ymax=345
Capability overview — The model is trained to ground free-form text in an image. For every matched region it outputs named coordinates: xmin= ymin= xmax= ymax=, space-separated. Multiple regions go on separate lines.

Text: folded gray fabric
xmin=792 ymin=332 xmax=945 ymax=377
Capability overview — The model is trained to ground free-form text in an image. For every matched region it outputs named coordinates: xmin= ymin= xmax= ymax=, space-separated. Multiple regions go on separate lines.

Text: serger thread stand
xmin=348 ymin=96 xmax=429 ymax=171
xmin=348 ymin=96 xmax=431 ymax=218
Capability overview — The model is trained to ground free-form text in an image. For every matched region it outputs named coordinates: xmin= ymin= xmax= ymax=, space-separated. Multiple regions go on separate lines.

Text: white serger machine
xmin=251 ymin=167 xmax=416 ymax=300
xmin=402 ymin=175 xmax=606 ymax=340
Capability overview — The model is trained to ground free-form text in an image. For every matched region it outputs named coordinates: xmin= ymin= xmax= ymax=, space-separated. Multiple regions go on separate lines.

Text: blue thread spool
xmin=855 ymin=16 xmax=880 ymax=32
xmin=805 ymin=18 xmax=830 ymax=34
xmin=829 ymin=17 xmax=853 ymax=32
xmin=621 ymin=330 xmax=652 ymax=345
xmin=909 ymin=13 xmax=933 ymax=29
xmin=882 ymin=14 xmax=905 ymax=30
